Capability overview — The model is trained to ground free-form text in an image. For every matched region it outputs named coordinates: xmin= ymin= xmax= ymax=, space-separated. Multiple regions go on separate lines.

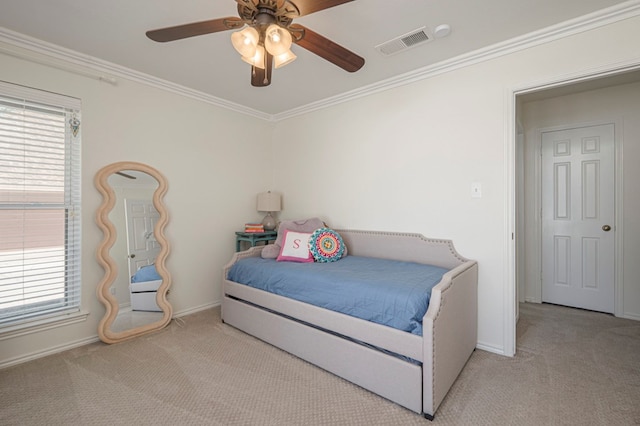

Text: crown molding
xmin=1 ymin=0 xmax=639 ymax=123
xmin=0 ymin=27 xmax=271 ymax=121
xmin=272 ymin=0 xmax=640 ymax=121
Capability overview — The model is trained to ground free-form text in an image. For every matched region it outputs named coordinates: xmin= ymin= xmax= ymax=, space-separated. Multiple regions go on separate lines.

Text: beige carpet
xmin=1 ymin=303 xmax=639 ymax=425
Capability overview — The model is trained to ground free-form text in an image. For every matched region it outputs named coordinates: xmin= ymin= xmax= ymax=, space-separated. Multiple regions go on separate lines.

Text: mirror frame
xmin=95 ymin=161 xmax=172 ymax=343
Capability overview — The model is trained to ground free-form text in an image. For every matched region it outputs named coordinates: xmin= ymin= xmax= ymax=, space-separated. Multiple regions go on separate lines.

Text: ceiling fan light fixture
xmin=146 ymin=0 xmax=366 ymax=87
xmin=241 ymin=44 xmax=266 ymax=69
xmin=231 ymin=26 xmax=259 ymax=57
xmin=265 ymin=24 xmax=292 ymax=56
xmin=274 ymin=49 xmax=297 ymax=69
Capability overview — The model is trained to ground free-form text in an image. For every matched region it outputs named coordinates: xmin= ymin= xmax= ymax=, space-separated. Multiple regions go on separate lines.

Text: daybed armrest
xmin=222 ymin=246 xmax=263 ymax=280
xmin=422 ymin=260 xmax=478 ymax=417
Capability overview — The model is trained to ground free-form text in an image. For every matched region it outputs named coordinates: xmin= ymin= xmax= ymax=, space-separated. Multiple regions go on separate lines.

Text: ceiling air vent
xmin=375 ymin=27 xmax=431 ymax=56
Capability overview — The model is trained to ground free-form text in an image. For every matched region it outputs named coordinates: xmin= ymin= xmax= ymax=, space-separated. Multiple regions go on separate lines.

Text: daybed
xmin=221 ymin=229 xmax=478 ymax=420
xmin=130 ymin=264 xmax=162 ymax=312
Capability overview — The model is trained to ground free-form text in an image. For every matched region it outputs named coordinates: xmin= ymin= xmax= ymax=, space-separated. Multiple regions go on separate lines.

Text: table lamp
xmin=256 ymin=191 xmax=281 ymax=231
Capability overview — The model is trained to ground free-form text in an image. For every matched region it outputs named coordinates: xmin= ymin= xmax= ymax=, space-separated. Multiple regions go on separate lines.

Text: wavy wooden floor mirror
xmin=95 ymin=161 xmax=172 ymax=343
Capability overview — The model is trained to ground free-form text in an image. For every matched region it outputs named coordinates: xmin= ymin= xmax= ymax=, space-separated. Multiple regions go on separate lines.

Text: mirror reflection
xmin=107 ymin=170 xmax=163 ymax=332
xmin=95 ymin=162 xmax=172 ymax=344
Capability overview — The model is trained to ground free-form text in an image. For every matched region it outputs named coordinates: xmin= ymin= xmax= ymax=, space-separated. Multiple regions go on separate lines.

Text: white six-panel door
xmin=124 ymin=198 xmax=161 ymax=279
xmin=541 ymin=124 xmax=615 ymax=313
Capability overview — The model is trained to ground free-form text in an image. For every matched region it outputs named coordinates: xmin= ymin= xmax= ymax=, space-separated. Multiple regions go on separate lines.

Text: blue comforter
xmin=131 ymin=264 xmax=161 ymax=283
xmin=227 ymin=256 xmax=449 ymax=336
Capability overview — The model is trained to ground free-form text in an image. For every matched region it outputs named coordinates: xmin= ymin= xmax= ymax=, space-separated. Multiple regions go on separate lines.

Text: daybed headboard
xmin=336 ymin=229 xmax=468 ymax=270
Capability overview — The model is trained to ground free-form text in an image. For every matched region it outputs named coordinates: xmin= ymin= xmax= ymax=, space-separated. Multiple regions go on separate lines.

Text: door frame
xmin=533 ymin=120 xmax=622 ymax=311
xmin=505 ymin=60 xmax=639 ymax=356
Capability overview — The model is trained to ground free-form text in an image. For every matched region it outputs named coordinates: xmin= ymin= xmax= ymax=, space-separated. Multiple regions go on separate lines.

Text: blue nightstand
xmin=235 ymin=231 xmax=277 ymax=252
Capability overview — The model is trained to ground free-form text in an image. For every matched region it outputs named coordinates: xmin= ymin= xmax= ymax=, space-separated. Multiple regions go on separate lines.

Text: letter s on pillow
xmin=276 ymin=230 xmax=313 ymax=263
xmin=262 ymin=217 xmax=326 ymax=259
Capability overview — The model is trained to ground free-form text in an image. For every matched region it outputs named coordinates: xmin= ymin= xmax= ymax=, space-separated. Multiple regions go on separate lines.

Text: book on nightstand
xmin=244 ymin=223 xmax=265 ymax=233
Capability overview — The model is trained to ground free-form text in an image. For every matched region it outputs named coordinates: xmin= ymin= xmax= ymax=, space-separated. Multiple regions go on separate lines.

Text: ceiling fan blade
xmin=291 ymin=0 xmax=355 ymax=17
xmin=290 ymin=24 xmax=364 ymax=72
xmin=146 ymin=17 xmax=244 ymax=42
xmin=251 ymin=53 xmax=273 ymax=87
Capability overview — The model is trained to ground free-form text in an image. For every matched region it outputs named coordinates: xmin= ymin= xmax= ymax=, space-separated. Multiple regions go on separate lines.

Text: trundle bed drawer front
xmin=130 ymin=291 xmax=161 ymax=312
xmin=223 ymin=296 xmax=424 ymax=414
xmin=224 ymin=279 xmax=423 ymax=362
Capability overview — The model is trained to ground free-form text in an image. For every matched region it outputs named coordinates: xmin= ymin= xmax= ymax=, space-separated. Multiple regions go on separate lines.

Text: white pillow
xmin=276 ymin=230 xmax=313 ymax=263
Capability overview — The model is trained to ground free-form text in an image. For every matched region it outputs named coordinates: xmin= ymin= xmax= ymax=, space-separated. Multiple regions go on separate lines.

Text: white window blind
xmin=0 ymin=81 xmax=81 ymax=329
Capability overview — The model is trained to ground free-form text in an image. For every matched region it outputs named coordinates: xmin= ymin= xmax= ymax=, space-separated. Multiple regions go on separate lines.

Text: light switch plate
xmin=471 ymin=182 xmax=482 ymax=198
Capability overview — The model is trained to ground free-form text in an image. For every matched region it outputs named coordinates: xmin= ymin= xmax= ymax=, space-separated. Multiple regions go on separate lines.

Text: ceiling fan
xmin=146 ymin=0 xmax=365 ymax=87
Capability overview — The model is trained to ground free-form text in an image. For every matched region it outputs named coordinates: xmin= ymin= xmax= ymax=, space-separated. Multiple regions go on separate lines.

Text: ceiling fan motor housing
xmin=255 ymin=8 xmax=277 ymax=30
xmin=238 ymin=0 xmax=295 ymax=30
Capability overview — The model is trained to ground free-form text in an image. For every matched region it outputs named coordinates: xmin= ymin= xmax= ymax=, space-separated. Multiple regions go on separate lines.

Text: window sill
xmin=0 ymin=310 xmax=90 ymax=341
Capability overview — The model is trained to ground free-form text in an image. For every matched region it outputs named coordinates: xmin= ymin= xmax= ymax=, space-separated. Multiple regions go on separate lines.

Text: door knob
xmin=129 ymin=254 xmax=136 ymax=258
xmin=602 ymin=225 xmax=611 ymax=232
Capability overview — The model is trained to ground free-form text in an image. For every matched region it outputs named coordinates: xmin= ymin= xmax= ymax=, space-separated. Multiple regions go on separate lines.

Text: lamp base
xmin=262 ymin=212 xmax=277 ymax=231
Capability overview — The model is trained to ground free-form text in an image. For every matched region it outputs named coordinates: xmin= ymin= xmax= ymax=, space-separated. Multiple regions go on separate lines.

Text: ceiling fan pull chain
xmin=263 ymin=52 xmax=268 ymax=84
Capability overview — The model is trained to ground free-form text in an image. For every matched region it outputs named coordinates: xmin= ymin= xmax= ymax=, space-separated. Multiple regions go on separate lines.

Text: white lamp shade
xmin=265 ymin=24 xmax=292 ymax=56
xmin=257 ymin=191 xmax=281 ymax=212
xmin=274 ymin=50 xmax=297 ymax=69
xmin=241 ymin=44 xmax=266 ymax=69
xmin=231 ymin=27 xmax=259 ymax=57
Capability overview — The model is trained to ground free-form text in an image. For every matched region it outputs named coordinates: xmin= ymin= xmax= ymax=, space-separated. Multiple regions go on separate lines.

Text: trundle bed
xmin=222 ymin=229 xmax=478 ymax=420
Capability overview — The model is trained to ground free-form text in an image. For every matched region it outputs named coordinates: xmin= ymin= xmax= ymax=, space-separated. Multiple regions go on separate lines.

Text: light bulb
xmin=264 ymin=24 xmax=292 ymax=56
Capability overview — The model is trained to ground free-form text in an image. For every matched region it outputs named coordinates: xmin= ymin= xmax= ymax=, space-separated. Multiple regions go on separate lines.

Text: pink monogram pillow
xmin=261 ymin=217 xmax=325 ymax=259
xmin=276 ymin=230 xmax=314 ymax=263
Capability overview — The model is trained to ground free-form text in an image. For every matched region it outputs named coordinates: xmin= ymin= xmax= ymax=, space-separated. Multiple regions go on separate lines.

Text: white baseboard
xmin=476 ymin=342 xmax=508 ymax=357
xmin=2 ymin=301 xmax=514 ymax=370
xmin=0 ymin=335 xmax=100 ymax=370
xmin=172 ymin=300 xmax=220 ymax=318
xmin=622 ymin=312 xmax=640 ymax=321
xmin=0 ymin=302 xmax=221 ymax=370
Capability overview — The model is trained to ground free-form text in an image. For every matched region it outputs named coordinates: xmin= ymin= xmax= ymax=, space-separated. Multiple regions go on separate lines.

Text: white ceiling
xmin=0 ymin=0 xmax=635 ymax=116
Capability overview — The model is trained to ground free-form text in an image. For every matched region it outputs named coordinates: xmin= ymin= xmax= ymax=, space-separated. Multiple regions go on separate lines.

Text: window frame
xmin=0 ymin=81 xmax=83 ymax=336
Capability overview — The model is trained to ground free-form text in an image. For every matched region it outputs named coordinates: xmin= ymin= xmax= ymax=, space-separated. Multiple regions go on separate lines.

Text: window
xmin=0 ymin=82 xmax=81 ymax=330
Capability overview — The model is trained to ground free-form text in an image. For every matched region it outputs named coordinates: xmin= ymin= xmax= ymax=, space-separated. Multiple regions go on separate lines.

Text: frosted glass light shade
xmin=274 ymin=50 xmax=297 ymax=68
xmin=265 ymin=24 xmax=292 ymax=56
xmin=231 ymin=27 xmax=259 ymax=57
xmin=241 ymin=45 xmax=266 ymax=69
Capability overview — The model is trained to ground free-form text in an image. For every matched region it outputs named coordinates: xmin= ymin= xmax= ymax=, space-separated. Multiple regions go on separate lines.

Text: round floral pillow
xmin=308 ymin=228 xmax=345 ymax=262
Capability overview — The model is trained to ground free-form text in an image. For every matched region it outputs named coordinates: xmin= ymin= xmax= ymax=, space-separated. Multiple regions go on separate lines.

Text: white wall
xmin=0 ymin=47 xmax=272 ymax=366
xmin=2 ymin=11 xmax=639 ymax=364
xmin=520 ymin=81 xmax=640 ymax=320
xmin=272 ymin=15 xmax=640 ymax=354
